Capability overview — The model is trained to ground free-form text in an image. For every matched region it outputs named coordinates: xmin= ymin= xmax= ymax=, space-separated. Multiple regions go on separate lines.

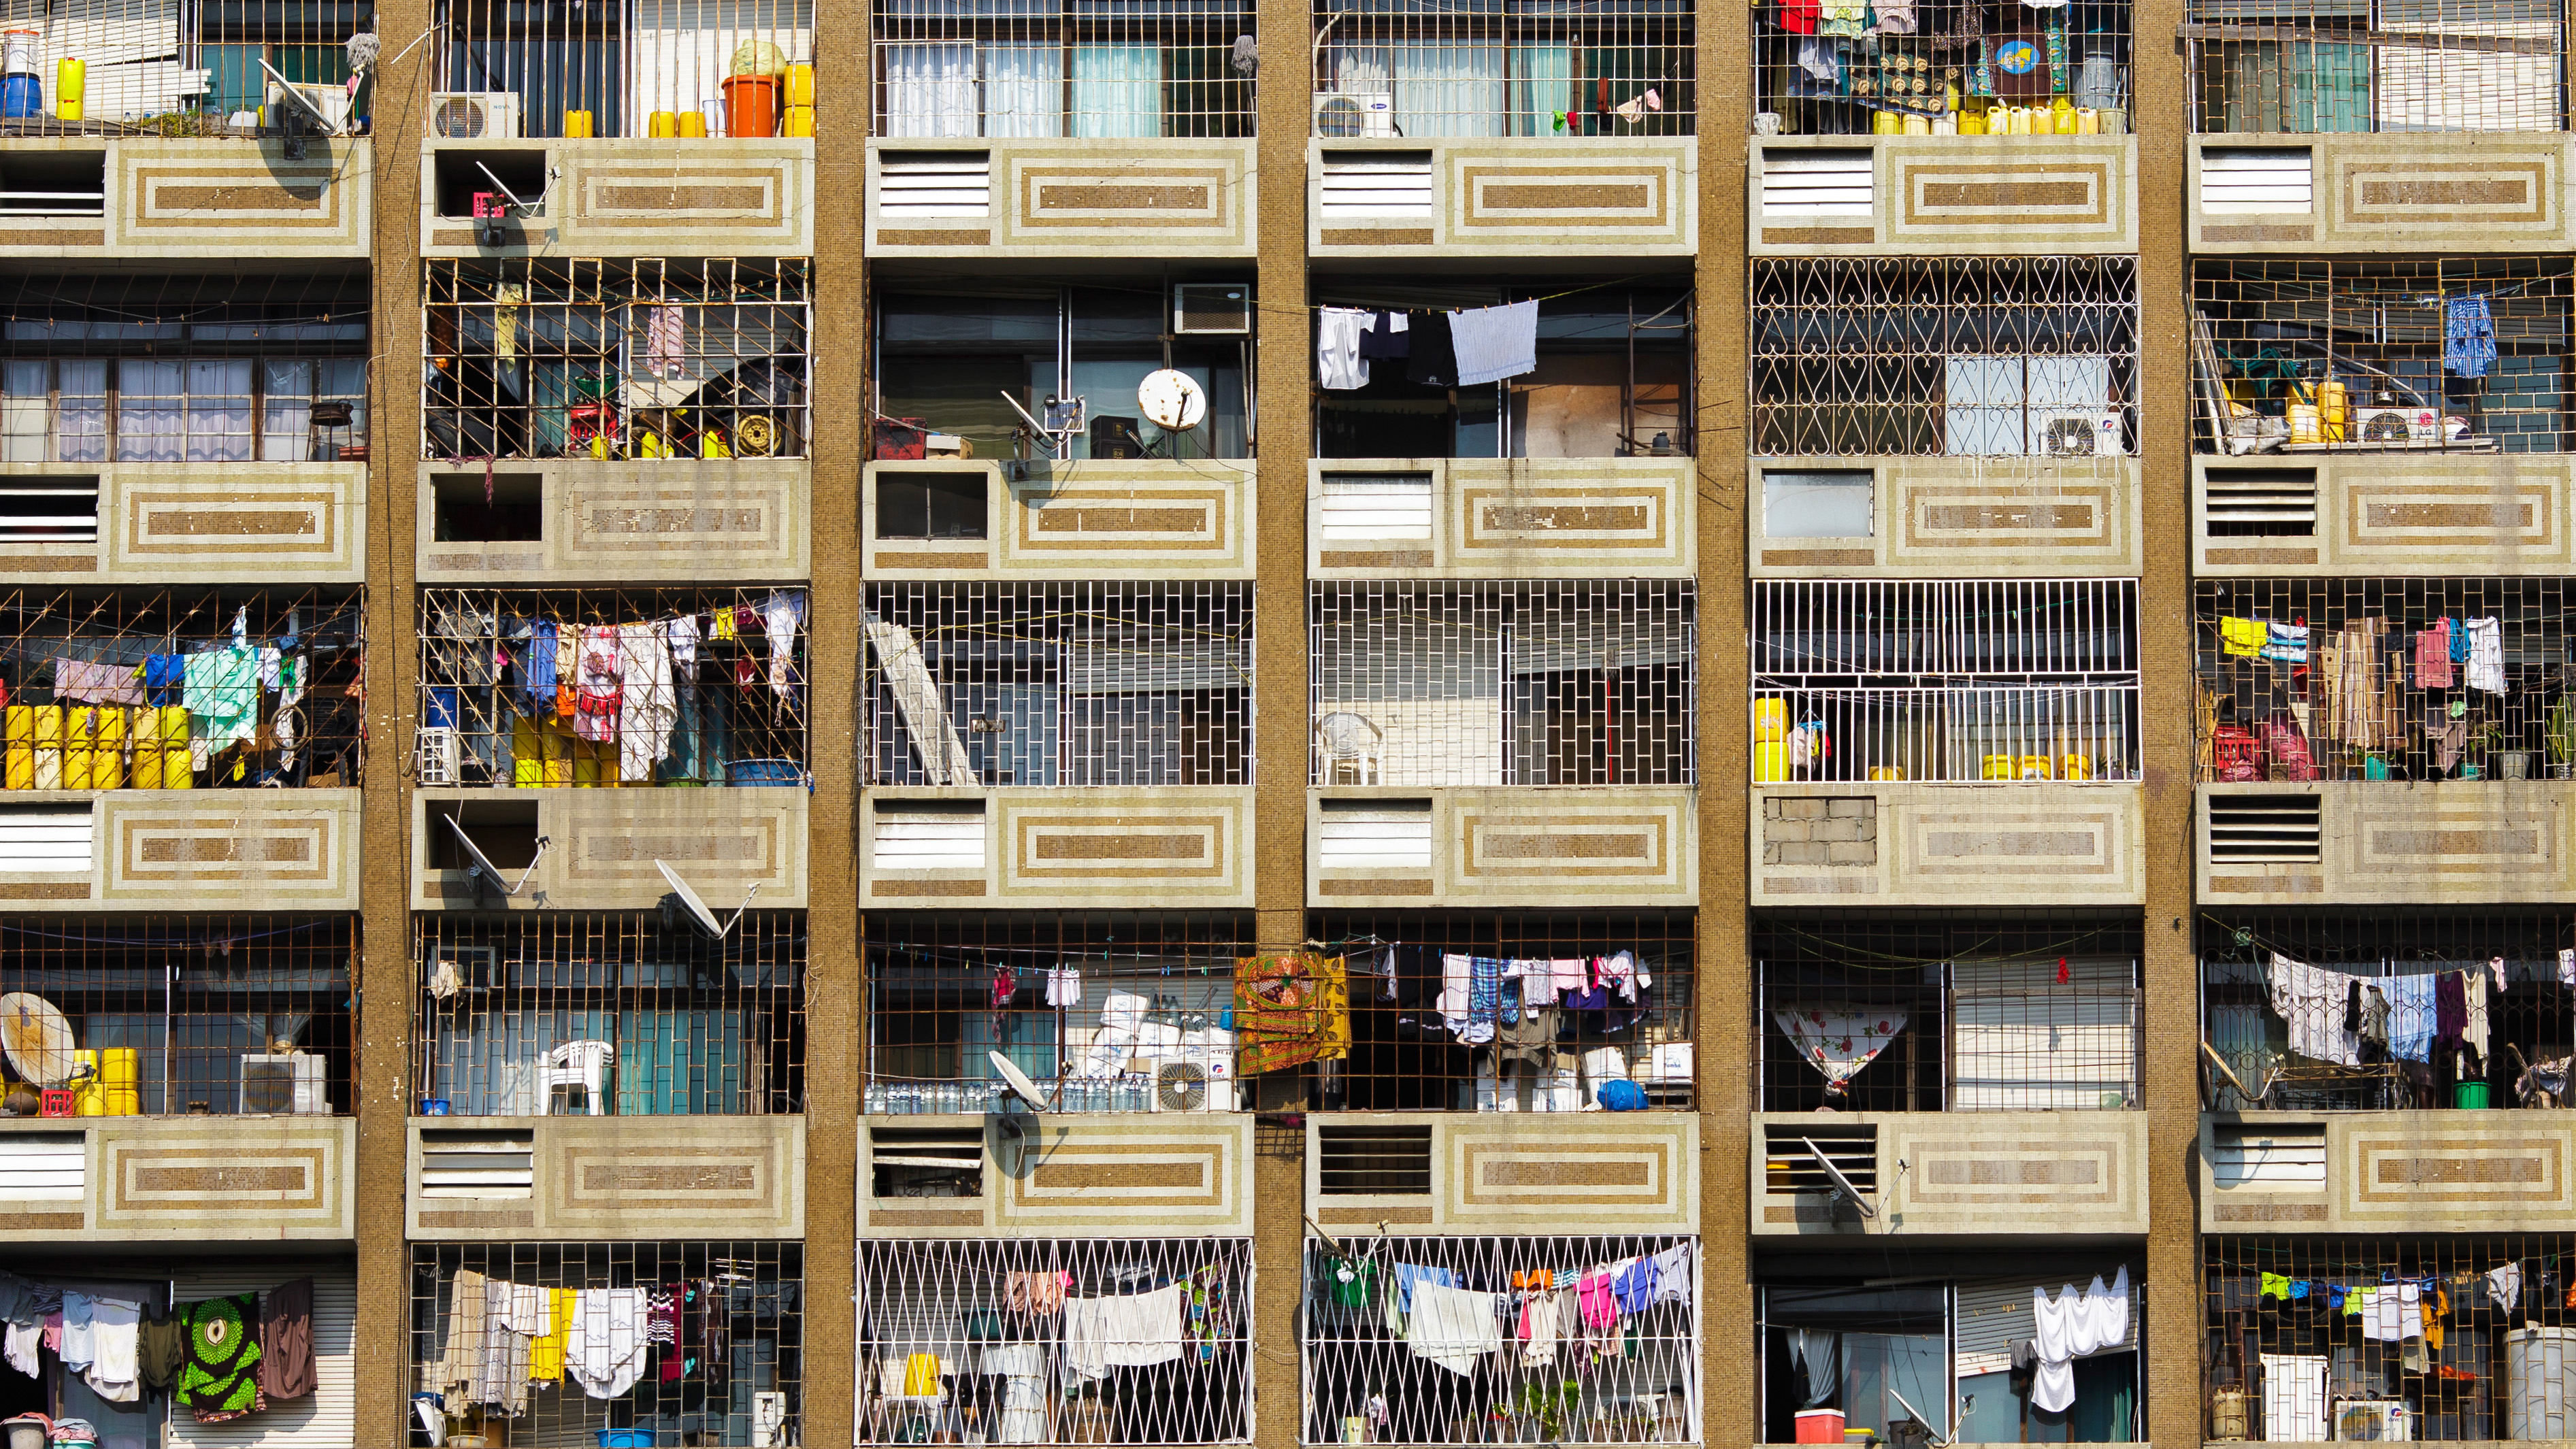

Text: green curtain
xmin=617 ymin=1009 xmax=747 ymax=1115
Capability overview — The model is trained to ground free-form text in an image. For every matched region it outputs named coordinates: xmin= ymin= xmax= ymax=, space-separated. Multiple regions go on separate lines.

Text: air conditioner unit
xmin=2034 ymin=410 xmax=2126 ymax=458
xmin=1314 ymin=90 xmax=1396 ymax=139
xmin=1174 ymin=282 xmax=1253 ymax=336
xmin=2354 ymin=405 xmax=2439 ymax=445
xmin=2333 ymin=1400 xmax=2409 ymax=1442
xmin=240 ymin=1052 xmax=328 ymax=1115
xmin=1153 ymin=1060 xmax=1236 ymax=1113
xmin=416 ymin=726 xmax=460 ymax=786
xmin=431 ymin=92 xmax=523 ymax=140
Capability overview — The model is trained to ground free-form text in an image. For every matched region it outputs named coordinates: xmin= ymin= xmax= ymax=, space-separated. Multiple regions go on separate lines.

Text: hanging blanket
xmin=1772 ymin=1009 xmax=1907 ymax=1095
xmin=1234 ymin=952 xmax=1351 ymax=1076
xmin=176 ymin=1294 xmax=264 ymax=1422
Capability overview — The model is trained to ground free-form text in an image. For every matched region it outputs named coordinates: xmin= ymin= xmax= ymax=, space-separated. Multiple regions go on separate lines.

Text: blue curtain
xmin=1073 ymin=44 xmax=1159 ymax=137
xmin=618 ymin=1009 xmax=747 ymax=1114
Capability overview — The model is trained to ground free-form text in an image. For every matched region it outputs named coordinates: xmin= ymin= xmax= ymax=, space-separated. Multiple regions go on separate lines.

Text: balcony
xmin=1751 ymin=136 xmax=2139 ymax=255
xmin=1305 ymin=1112 xmax=1698 ymax=1233
xmin=422 ymin=137 xmax=813 ymax=258
xmin=415 ymin=787 xmax=808 ymax=911
xmin=859 ymin=1114 xmax=1253 ymax=1234
xmin=1753 ymin=1112 xmax=2149 ymax=1237
xmin=2196 ymin=453 xmax=2576 ymax=575
xmin=1311 ymin=458 xmax=1694 ymax=578
xmin=1753 ymin=459 xmax=2141 ymax=576
xmin=863 ymin=457 xmax=1256 ymax=580
xmin=0 ymin=1114 xmax=353 ymax=1241
xmin=420 ymin=459 xmax=808 ymax=582
xmin=2190 ymin=135 xmax=2576 ymax=253
xmin=404 ymin=1116 xmax=803 ymax=1239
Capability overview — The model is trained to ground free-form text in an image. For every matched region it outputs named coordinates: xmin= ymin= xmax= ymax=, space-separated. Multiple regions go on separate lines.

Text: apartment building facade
xmin=0 ymin=0 xmax=2565 ymax=1444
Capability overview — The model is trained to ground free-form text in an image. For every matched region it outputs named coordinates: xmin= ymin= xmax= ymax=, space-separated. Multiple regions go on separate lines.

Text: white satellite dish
xmin=1803 ymin=1136 xmax=1878 ymax=1220
xmin=444 ymin=815 xmax=548 ymax=898
xmin=987 ymin=1050 xmax=1053 ymax=1112
xmin=1138 ymin=369 xmax=1207 ymax=432
xmin=655 ymin=859 xmax=759 ymax=940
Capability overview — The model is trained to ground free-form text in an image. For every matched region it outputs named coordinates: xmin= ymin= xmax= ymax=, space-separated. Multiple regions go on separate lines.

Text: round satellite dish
xmin=987 ymin=1050 xmax=1051 ymax=1112
xmin=0 ymin=993 xmax=74 ymax=1086
xmin=1138 ymin=369 xmax=1206 ymax=432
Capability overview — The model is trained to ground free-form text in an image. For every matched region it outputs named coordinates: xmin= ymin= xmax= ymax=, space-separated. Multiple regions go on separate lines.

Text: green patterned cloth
xmin=178 ymin=1294 xmax=264 ymax=1420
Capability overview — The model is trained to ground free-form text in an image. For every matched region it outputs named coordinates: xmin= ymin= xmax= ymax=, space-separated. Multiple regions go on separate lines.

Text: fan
xmin=0 ymin=993 xmax=74 ymax=1086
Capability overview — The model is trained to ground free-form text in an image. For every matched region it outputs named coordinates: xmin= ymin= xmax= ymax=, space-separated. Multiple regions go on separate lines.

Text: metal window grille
xmin=862 ymin=911 xmax=1253 ymax=1114
xmin=1308 ymin=0 xmax=1695 ymax=137
xmin=431 ymin=0 xmax=815 ymax=138
xmin=1750 ymin=258 xmax=2141 ymax=459
xmin=0 ymin=273 xmax=369 ymax=463
xmin=1306 ymin=910 xmax=1695 ymax=1112
xmin=2192 ymin=578 xmax=2571 ymax=782
xmin=0 ymin=913 xmax=353 ymax=1115
xmin=864 ymin=582 xmax=1255 ymax=788
xmin=856 ymin=1237 xmax=1255 ymax=1445
xmin=411 ymin=912 xmax=804 ymax=1118
xmin=0 ymin=0 xmax=363 ymax=139
xmin=2192 ymin=259 xmax=2575 ymax=455
xmin=2198 ymin=907 xmax=2576 ymax=1111
xmin=1750 ymin=579 xmax=2141 ymax=784
xmin=0 ymin=585 xmax=365 ymax=788
xmin=1753 ymin=3 xmax=2133 ymax=133
xmin=2185 ymin=0 xmax=2563 ymax=133
xmin=409 ymin=1241 xmax=804 ymax=1444
xmin=423 ymin=257 xmax=811 ymax=463
xmin=417 ymin=587 xmax=808 ymax=788
xmin=1310 ymin=581 xmax=1696 ymax=787
xmin=2200 ymin=1237 xmax=2573 ymax=1443
xmin=872 ymin=0 xmax=1254 ymax=137
xmin=1303 ymin=1234 xmax=1704 ymax=1446
xmin=1754 ymin=910 xmax=2145 ymax=1112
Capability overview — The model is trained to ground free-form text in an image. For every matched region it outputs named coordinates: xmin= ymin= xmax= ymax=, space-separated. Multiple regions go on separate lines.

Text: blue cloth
xmin=529 ymin=619 xmax=558 ymax=698
xmin=1598 ymin=1079 xmax=1649 ymax=1111
xmin=2328 ymin=1284 xmax=2349 ymax=1310
xmin=143 ymin=654 xmax=183 ymax=706
xmin=2450 ymin=618 xmax=2471 ymax=663
xmin=1447 ymin=300 xmax=1538 ymax=387
xmin=1390 ymin=1263 xmax=1459 ymax=1313
xmin=2446 ymin=295 xmax=2497 ymax=379
xmin=1468 ymin=956 xmax=1513 ymax=1027
xmin=1611 ymin=1256 xmax=1657 ymax=1313
xmin=2386 ymin=973 xmax=2441 ymax=1063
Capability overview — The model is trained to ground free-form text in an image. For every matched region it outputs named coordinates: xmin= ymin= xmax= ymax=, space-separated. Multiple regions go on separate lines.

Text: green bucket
xmin=2456 ymin=1080 xmax=2490 ymax=1110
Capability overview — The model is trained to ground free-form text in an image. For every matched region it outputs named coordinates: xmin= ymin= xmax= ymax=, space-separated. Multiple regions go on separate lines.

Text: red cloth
xmin=1779 ymin=0 xmax=1820 ymax=33
xmin=2417 ymin=622 xmax=2455 ymax=688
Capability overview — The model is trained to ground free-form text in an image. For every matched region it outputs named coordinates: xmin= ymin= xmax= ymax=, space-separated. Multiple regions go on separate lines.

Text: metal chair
xmin=1314 ymin=711 xmax=1385 ymax=785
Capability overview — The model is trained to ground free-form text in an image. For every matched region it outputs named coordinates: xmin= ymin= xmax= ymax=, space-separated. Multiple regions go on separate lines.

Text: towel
xmin=567 ymin=1288 xmax=648 ymax=1399
xmin=83 ymin=1296 xmax=140 ymax=1403
xmin=2267 ymin=954 xmax=2362 ymax=1067
xmin=2465 ymin=617 xmax=2507 ymax=693
xmin=1447 ymin=300 xmax=1539 ymax=386
xmin=1406 ymin=1281 xmax=1502 ymax=1376
xmin=53 ymin=659 xmax=144 ymax=707
xmin=1064 ymin=1284 xmax=1185 ymax=1381
xmin=2221 ymin=616 xmax=2268 ymax=657
xmin=182 ymin=644 xmax=260 ymax=771
xmin=1318 ymin=307 xmax=1372 ymax=390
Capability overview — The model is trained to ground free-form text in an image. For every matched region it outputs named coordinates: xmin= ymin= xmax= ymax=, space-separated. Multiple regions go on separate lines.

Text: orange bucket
xmin=722 ymin=73 xmax=778 ymax=137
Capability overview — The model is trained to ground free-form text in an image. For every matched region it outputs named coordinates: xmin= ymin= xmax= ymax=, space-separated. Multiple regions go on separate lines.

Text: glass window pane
xmin=263 ymin=359 xmax=314 ymax=461
xmin=1766 ymin=470 xmax=1875 ymax=537
xmin=116 ymin=359 xmax=182 ymax=463
xmin=57 ymin=360 xmax=104 ymax=463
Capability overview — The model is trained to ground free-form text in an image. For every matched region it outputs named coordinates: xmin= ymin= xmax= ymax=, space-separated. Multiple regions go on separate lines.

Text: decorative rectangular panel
xmin=412 ymin=788 xmax=808 ymax=910
xmin=1310 ymin=787 xmax=1697 ymax=907
xmin=111 ymin=139 xmax=371 ymax=255
xmin=423 ymin=139 xmax=813 ymax=257
xmin=2202 ymin=1112 xmax=2576 ymax=1233
xmin=0 ymin=464 xmax=364 ymax=583
xmin=406 ymin=1118 xmax=802 ymax=1239
xmin=1752 ymin=783 xmax=2145 ymax=907
xmin=1751 ymin=458 xmax=2139 ymax=576
xmin=2191 ymin=135 xmax=2575 ymax=253
xmin=0 ymin=791 xmax=372 ymax=910
xmin=1310 ymin=139 xmax=1694 ymax=256
xmin=868 ymin=139 xmax=1254 ymax=256
xmin=1310 ymin=460 xmax=1693 ymax=578
xmin=2198 ymin=781 xmax=2576 ymax=905
xmin=0 ymin=1119 xmax=354 ymax=1242
xmin=1753 ymin=137 xmax=2137 ymax=255
xmin=859 ymin=1116 xmax=1251 ymax=1237
xmin=861 ymin=461 xmax=1255 ymax=578
xmin=861 ymin=787 xmax=1255 ymax=909
xmin=1306 ymin=1114 xmax=1696 ymax=1235
xmin=418 ymin=461 xmax=808 ymax=582
xmin=2195 ymin=455 xmax=2576 ymax=576
xmin=1752 ymin=1112 xmax=2146 ymax=1237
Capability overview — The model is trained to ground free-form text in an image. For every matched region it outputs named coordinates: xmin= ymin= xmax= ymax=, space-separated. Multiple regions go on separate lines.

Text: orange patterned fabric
xmin=1234 ymin=952 xmax=1351 ymax=1076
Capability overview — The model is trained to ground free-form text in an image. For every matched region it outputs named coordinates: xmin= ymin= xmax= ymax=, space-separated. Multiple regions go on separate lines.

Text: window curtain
xmin=985 ymin=41 xmax=1063 ymax=137
xmin=1510 ymin=44 xmax=1572 ymax=134
xmin=1 ymin=360 xmax=46 ymax=462
xmin=1393 ymin=41 xmax=1504 ymax=137
xmin=617 ymin=1008 xmax=747 ymax=1115
xmin=185 ymin=359 xmax=252 ymax=461
xmin=1072 ymin=43 xmax=1158 ymax=137
xmin=263 ymin=359 xmax=314 ymax=462
xmin=57 ymin=361 xmax=104 ymax=462
xmin=116 ymin=359 xmax=183 ymax=462
xmin=885 ymin=41 xmax=979 ymax=137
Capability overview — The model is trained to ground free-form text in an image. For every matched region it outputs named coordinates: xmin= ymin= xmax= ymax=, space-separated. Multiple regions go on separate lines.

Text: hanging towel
xmin=52 ymin=659 xmax=144 ymax=707
xmin=616 ymin=622 xmax=676 ymax=782
xmin=567 ymin=1288 xmax=649 ymax=1399
xmin=527 ymin=1287 xmax=576 ymax=1382
xmin=1389 ymin=1263 xmax=1460 ymax=1314
xmin=1447 ymin=300 xmax=1540 ymax=386
xmin=647 ymin=304 xmax=687 ymax=378
xmin=573 ymin=624 xmax=622 ymax=744
xmin=2085 ymin=1266 xmax=2130 ymax=1350
xmin=82 ymin=1296 xmax=140 ymax=1403
xmin=2387 ymin=974 xmax=2441 ymax=1063
xmin=2267 ymin=954 xmax=2363 ymax=1067
xmin=257 ymin=1278 xmax=314 ymax=1402
xmin=2446 ymin=296 xmax=2497 ymax=379
xmin=2221 ymin=616 xmax=2268 ymax=657
xmin=1406 ymin=312 xmax=1459 ymax=388
xmin=1404 ymin=1282 xmax=1503 ymax=1376
xmin=1063 ymin=1284 xmax=1185 ymax=1381
xmin=2465 ymin=617 xmax=2507 ymax=693
xmin=2489 ymin=1263 xmax=2523 ymax=1311
xmin=2031 ymin=1285 xmax=2078 ymax=1414
xmin=2264 ymin=622 xmax=2309 ymax=665
xmin=2362 ymin=1282 xmax=2423 ymax=1342
xmin=182 ymin=644 xmax=260 ymax=771
xmin=1318 ymin=307 xmax=1372 ymax=390
xmin=61 ymin=1291 xmax=95 ymax=1369
xmin=1649 ymin=1242 xmax=1695 ymax=1306
xmin=2417 ymin=623 xmax=2455 ymax=688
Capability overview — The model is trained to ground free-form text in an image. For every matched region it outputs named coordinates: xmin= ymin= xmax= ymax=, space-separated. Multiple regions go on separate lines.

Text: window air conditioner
xmin=431 ymin=93 xmax=523 ymax=140
xmin=2332 ymin=1400 xmax=2409 ymax=1442
xmin=416 ymin=726 xmax=459 ymax=786
xmin=1314 ymin=91 xmax=1396 ymax=139
xmin=1174 ymin=282 xmax=1253 ymax=336
xmin=2033 ymin=410 xmax=2126 ymax=458
xmin=240 ymin=1052 xmax=328 ymax=1115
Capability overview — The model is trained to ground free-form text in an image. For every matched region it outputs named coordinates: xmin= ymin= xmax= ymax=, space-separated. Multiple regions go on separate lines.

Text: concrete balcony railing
xmin=865 ymin=137 xmax=1255 ymax=259
xmin=2198 ymin=780 xmax=2576 ymax=905
xmin=0 ymin=137 xmax=371 ymax=259
xmin=1310 ymin=137 xmax=1696 ymax=259
xmin=0 ymin=461 xmax=364 ymax=584
xmin=862 ymin=785 xmax=1255 ymax=910
xmin=422 ymin=137 xmax=813 ymax=258
xmin=1751 ymin=135 xmax=2139 ymax=256
xmin=419 ymin=459 xmax=809 ymax=584
xmin=1751 ymin=781 xmax=2146 ymax=908
xmin=0 ymin=1115 xmax=353 ymax=1242
xmin=1753 ymin=1110 xmax=2148 ymax=1239
xmin=1750 ymin=456 xmax=2141 ymax=577
xmin=2202 ymin=1109 xmax=2576 ymax=1233
xmin=1305 ymin=1112 xmax=1698 ymax=1235
xmin=412 ymin=785 xmax=808 ymax=911
xmin=1310 ymin=785 xmax=1698 ymax=908
xmin=2196 ymin=453 xmax=2576 ymax=576
xmin=860 ymin=1113 xmax=1253 ymax=1236
xmin=861 ymin=458 xmax=1255 ymax=580
xmin=1310 ymin=457 xmax=1694 ymax=578
xmin=0 ymin=788 xmax=360 ymax=909
xmin=2189 ymin=133 xmax=2575 ymax=254
xmin=408 ymin=1115 xmax=802 ymax=1241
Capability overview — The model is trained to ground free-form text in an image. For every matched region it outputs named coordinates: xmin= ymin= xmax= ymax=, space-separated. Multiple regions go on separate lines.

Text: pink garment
xmin=1547 ymin=959 xmax=1589 ymax=1001
xmin=43 ymin=1310 xmax=61 ymax=1351
xmin=2417 ymin=622 xmax=2454 ymax=688
xmin=1576 ymin=1273 xmax=1617 ymax=1331
xmin=573 ymin=624 xmax=622 ymax=744
xmin=52 ymin=659 xmax=146 ymax=706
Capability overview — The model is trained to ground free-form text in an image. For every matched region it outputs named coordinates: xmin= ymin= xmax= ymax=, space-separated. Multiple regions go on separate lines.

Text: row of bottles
xmin=1870 ymin=93 xmax=2126 ymax=135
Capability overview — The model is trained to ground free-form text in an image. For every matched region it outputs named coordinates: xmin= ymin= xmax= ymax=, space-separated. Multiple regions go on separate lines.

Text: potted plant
xmin=1517 ymin=1380 xmax=1582 ymax=1444
xmin=2549 ymin=696 xmax=2576 ymax=780
xmin=2480 ymin=717 xmax=2534 ymax=781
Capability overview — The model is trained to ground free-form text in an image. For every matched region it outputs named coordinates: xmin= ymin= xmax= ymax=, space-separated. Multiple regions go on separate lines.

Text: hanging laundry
xmin=1447 ymin=300 xmax=1540 ymax=386
xmin=2030 ymin=1284 xmax=2078 ymax=1413
xmin=1518 ymin=1284 xmax=1561 ymax=1366
xmin=2263 ymin=622 xmax=2309 ymax=665
xmin=1406 ymin=312 xmax=1459 ymax=388
xmin=1359 ymin=310 xmax=1410 ymax=359
xmin=182 ymin=643 xmax=260 ymax=772
xmin=1064 ymin=1283 xmax=1185 ymax=1380
xmin=2446 ymin=295 xmax=2497 ymax=379
xmin=2386 ymin=974 xmax=2441 ymax=1063
xmin=1234 ymin=952 xmax=1352 ymax=1073
xmin=616 ymin=622 xmax=676 ymax=782
xmin=646 ymin=304 xmax=687 ymax=378
xmin=177 ymin=1295 xmax=264 ymax=1422
xmin=493 ymin=282 xmax=525 ymax=364
xmin=255 ymin=1278 xmax=313 ymax=1403
xmin=1404 ymin=1282 xmax=1501 ymax=1376
xmin=83 ymin=1296 xmax=139 ymax=1404
xmin=574 ymin=624 xmax=622 ymax=744
xmin=567 ymin=1288 xmax=649 ymax=1399
xmin=2362 ymin=1282 xmax=2423 ymax=1342
xmin=52 ymin=659 xmax=144 ymax=707
xmin=1004 ymin=1271 xmax=1072 ymax=1318
xmin=2267 ymin=954 xmax=2362 ymax=1067
xmin=2416 ymin=622 xmax=2455 ymax=688
xmin=761 ymin=590 xmax=806 ymax=699
xmin=1317 ymin=307 xmax=1372 ymax=390
xmin=2464 ymin=617 xmax=2507 ymax=693
xmin=2489 ymin=1263 xmax=2523 ymax=1311
xmin=2220 ymin=616 xmax=2268 ymax=657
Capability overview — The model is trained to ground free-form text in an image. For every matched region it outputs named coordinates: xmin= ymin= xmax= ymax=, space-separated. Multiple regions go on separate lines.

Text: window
xmin=876 ymin=471 xmax=989 ymax=540
xmin=1317 ymin=0 xmax=1696 ymax=136
xmin=2189 ymin=0 xmax=2561 ymax=133
xmin=1764 ymin=469 xmax=1874 ymax=537
xmin=872 ymin=3 xmax=1255 ymax=139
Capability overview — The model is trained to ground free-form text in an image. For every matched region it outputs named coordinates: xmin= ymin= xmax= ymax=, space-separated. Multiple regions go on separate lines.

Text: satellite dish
xmin=987 ymin=1050 xmax=1053 ymax=1112
xmin=1138 ymin=369 xmax=1207 ymax=432
xmin=1803 ymin=1136 xmax=1879 ymax=1220
xmin=655 ymin=859 xmax=759 ymax=940
xmin=444 ymin=815 xmax=548 ymax=898
xmin=0 ymin=993 xmax=73 ymax=1086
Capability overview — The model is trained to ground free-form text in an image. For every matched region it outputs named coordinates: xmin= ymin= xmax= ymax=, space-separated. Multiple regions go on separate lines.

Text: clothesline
xmin=0 ymin=1267 xmax=314 ymax=1427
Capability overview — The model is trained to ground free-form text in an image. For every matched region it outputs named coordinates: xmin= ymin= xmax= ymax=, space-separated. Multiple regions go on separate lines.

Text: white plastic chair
xmin=542 ymin=1039 xmax=614 ymax=1116
xmin=1314 ymin=711 xmax=1385 ymax=784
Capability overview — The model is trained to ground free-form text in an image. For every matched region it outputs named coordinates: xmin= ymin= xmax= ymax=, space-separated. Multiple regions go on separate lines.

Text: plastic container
xmin=5 ymin=1419 xmax=44 ymax=1449
xmin=728 ymin=758 xmax=802 ymax=786
xmin=1796 ymin=1411 xmax=1848 ymax=1445
xmin=89 ymin=705 xmax=124 ymax=789
xmin=676 ymin=109 xmax=707 ymax=137
xmin=61 ymin=705 xmax=94 ymax=790
xmin=563 ymin=109 xmax=593 ymax=137
xmin=1754 ymin=741 xmax=1789 ymax=782
xmin=648 ymin=110 xmax=678 ymax=137
xmin=2457 ymin=1080 xmax=2490 ymax=1109
xmin=1754 ymin=697 xmax=1789 ymax=741
xmin=425 ymin=686 xmax=461 ymax=732
xmin=597 ymin=1432 xmax=658 ymax=1448
xmin=1872 ymin=109 xmax=1900 ymax=135
xmin=0 ymin=72 xmax=39 ymax=120
xmin=2060 ymin=752 xmax=2093 ymax=781
xmin=2017 ymin=753 xmax=2052 ymax=780
xmin=1983 ymin=754 xmax=2013 ymax=780
xmin=420 ymin=1097 xmax=450 ymax=1115
xmin=723 ymin=73 xmax=778 ymax=137
xmin=780 ymin=104 xmax=814 ymax=137
xmin=784 ymin=62 xmax=814 ymax=106
xmin=30 ymin=705 xmax=60 ymax=790
xmin=133 ymin=705 xmax=189 ymax=788
xmin=2288 ymin=403 xmax=2322 ymax=445
xmin=1868 ymin=766 xmax=1905 ymax=781
xmin=54 ymin=57 xmax=80 ymax=120
xmin=2511 ymin=1327 xmax=2576 ymax=1439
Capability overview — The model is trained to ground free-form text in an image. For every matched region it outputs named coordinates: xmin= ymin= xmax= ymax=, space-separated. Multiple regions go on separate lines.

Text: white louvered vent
xmin=1319 ymin=472 xmax=1434 ymax=540
xmin=1763 ymin=1122 xmax=1878 ymax=1195
xmin=1319 ymin=151 xmax=1434 ymax=222
xmin=2209 ymin=794 xmax=2323 ymax=863
xmin=870 ymin=1123 xmax=986 ymax=1198
xmin=0 ymin=478 xmax=99 ymax=542
xmin=877 ymin=150 xmax=993 ymax=220
xmin=2202 ymin=147 xmax=2316 ymax=214
xmin=418 ymin=1127 xmax=534 ymax=1199
xmin=1317 ymin=799 xmax=1432 ymax=869
xmin=872 ymin=801 xmax=988 ymax=870
xmin=0 ymin=1131 xmax=84 ymax=1199
xmin=1762 ymin=147 xmax=1875 ymax=219
xmin=166 ymin=1265 xmax=358 ymax=1448
xmin=0 ymin=802 xmax=93 ymax=871
xmin=2211 ymin=1122 xmax=2328 ymax=1188
xmin=2205 ymin=467 xmax=2319 ymax=537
